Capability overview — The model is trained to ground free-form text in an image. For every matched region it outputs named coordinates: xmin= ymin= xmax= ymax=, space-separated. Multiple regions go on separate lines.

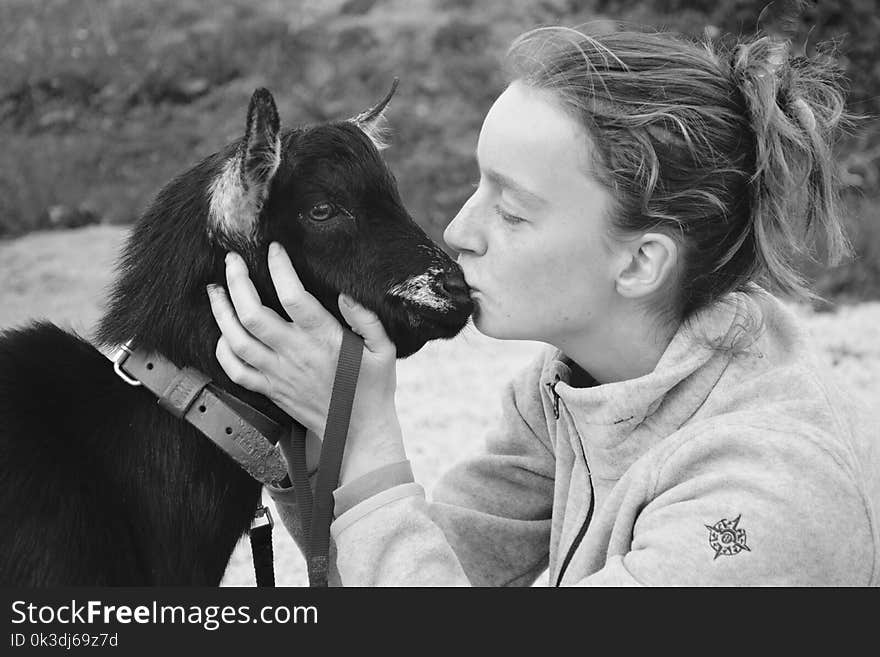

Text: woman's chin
xmin=472 ymin=311 xmax=515 ymax=341
xmin=472 ymin=297 xmax=526 ymax=340
xmin=473 ymin=311 xmax=543 ymax=343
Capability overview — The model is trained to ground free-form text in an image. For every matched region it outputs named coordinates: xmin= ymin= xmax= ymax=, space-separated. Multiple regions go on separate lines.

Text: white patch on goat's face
xmin=387 ymin=268 xmax=452 ymax=311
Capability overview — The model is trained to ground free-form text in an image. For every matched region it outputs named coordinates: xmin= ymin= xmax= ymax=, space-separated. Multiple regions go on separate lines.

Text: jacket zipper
xmin=555 ymin=471 xmax=594 ymax=586
xmin=545 ymin=375 xmax=562 ymax=419
xmin=546 ymin=374 xmax=596 ymax=587
xmin=549 ymin=377 xmax=594 ymax=586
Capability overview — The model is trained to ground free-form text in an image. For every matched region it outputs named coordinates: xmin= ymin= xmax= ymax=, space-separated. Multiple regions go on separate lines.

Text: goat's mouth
xmin=385 ymin=297 xmax=473 ymax=359
xmin=376 ymin=281 xmax=473 ymax=358
xmin=358 ymin=270 xmax=474 ymax=357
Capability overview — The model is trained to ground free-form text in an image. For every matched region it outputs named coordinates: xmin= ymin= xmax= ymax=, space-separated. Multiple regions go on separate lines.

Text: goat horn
xmin=351 ymin=78 xmax=399 ymax=125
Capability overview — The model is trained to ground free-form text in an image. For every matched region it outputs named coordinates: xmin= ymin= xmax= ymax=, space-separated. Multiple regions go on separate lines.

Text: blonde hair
xmin=506 ymin=25 xmax=852 ymax=318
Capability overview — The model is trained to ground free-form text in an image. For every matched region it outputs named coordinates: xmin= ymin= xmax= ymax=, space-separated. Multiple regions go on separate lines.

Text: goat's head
xmin=206 ymin=86 xmax=472 ymax=358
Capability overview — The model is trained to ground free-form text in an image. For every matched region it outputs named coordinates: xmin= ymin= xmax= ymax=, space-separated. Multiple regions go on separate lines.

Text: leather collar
xmin=110 ymin=341 xmax=289 ymax=488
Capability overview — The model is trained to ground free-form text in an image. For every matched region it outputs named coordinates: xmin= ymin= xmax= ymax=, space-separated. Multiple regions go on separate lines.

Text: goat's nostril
xmin=439 ymin=270 xmax=470 ymax=300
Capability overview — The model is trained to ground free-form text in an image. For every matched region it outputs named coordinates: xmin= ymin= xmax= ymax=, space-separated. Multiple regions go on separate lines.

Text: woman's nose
xmin=444 ymin=195 xmax=485 ymax=256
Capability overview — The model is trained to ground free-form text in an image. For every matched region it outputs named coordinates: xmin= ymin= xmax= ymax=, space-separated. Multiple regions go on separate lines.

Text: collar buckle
xmin=251 ymin=504 xmax=274 ymax=530
xmin=112 ymin=340 xmax=142 ymax=386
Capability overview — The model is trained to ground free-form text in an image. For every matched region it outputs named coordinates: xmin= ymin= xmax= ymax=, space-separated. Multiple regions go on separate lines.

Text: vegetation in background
xmin=1 ymin=0 xmax=877 ymax=304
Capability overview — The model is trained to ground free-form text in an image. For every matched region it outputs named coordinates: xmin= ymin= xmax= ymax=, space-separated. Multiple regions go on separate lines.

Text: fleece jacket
xmin=267 ymin=287 xmax=879 ymax=586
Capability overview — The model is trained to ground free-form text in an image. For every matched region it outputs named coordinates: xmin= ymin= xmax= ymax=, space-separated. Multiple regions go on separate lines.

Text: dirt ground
xmin=1 ymin=224 xmax=877 ymax=587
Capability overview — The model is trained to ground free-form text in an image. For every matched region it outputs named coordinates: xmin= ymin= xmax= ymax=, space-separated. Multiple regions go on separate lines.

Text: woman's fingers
xmin=224 ymin=251 xmax=290 ymax=347
xmin=206 ymin=282 xmax=274 ymax=370
xmin=339 ymin=294 xmax=396 ymax=357
xmin=215 ymin=335 xmax=270 ymax=394
xmin=267 ymin=243 xmax=329 ymax=329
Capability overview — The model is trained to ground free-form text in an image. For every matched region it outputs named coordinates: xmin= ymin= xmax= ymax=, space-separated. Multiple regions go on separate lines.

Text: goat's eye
xmin=308 ymin=202 xmax=336 ymax=222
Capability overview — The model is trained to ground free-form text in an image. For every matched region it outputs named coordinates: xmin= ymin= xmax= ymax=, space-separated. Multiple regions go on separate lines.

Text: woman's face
xmin=444 ymin=81 xmax=622 ymax=346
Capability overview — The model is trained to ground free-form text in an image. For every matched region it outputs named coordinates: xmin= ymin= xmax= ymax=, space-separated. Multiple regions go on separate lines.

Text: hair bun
xmin=726 ymin=34 xmax=850 ymax=300
xmin=729 ymin=36 xmax=843 ymax=137
xmin=729 ymin=38 xmax=792 ymax=123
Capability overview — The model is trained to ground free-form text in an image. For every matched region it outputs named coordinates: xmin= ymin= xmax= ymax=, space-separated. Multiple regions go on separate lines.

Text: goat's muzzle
xmin=436 ymin=269 xmax=472 ymax=308
xmin=386 ymin=265 xmax=473 ymax=333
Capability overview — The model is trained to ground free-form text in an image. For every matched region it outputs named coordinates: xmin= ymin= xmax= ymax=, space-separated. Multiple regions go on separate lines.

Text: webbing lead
xmin=286 ymin=328 xmax=364 ymax=587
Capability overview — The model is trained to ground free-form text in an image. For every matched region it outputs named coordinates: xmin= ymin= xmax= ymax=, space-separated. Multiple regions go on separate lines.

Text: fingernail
xmin=340 ymin=294 xmax=354 ymax=308
xmin=268 ymin=242 xmax=280 ymax=256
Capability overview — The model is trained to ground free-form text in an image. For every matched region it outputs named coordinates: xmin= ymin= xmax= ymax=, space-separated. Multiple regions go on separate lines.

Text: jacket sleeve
xmin=570 ymin=424 xmax=875 ymax=586
xmin=329 ymin=353 xmax=558 ymax=586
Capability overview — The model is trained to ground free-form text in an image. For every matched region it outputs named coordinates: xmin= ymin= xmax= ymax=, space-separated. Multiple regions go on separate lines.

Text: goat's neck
xmin=97 ymin=264 xmax=288 ymax=425
xmin=93 ymin=164 xmax=288 ymax=425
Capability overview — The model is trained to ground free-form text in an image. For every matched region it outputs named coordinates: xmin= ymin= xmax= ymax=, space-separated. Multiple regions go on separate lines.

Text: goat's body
xmin=0 ymin=322 xmax=261 ymax=586
xmin=0 ymin=86 xmax=472 ymax=586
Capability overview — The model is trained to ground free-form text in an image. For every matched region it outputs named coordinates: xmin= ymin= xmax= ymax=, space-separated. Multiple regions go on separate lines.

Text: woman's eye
xmin=308 ymin=202 xmax=335 ymax=221
xmin=494 ymin=205 xmax=526 ymax=225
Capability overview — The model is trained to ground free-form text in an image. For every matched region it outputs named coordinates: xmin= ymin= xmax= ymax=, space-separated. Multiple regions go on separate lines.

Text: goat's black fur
xmin=0 ymin=87 xmax=471 ymax=586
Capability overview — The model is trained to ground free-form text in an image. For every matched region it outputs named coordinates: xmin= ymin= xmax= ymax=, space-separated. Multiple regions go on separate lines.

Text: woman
xmin=207 ymin=26 xmax=878 ymax=585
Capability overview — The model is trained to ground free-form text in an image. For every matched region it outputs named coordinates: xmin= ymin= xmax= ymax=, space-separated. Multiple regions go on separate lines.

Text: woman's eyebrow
xmin=482 ymin=168 xmax=548 ymax=207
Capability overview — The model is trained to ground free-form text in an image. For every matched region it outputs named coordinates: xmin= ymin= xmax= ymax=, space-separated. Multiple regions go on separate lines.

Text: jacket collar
xmin=540 ymin=291 xmax=763 ymax=455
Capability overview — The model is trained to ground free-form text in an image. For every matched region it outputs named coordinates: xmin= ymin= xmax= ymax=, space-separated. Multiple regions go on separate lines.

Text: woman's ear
xmin=614 ymin=232 xmax=678 ymax=299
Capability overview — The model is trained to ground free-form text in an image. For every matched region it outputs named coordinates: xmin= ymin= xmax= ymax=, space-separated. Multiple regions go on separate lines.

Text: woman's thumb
xmin=338 ymin=294 xmax=395 ymax=355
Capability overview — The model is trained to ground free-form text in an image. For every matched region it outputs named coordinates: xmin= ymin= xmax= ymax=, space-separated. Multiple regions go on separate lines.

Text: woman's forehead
xmin=477 ymin=81 xmax=598 ymax=195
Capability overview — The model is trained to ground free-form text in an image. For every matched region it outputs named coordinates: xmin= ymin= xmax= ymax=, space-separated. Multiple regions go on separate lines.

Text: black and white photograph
xmin=0 ymin=0 xmax=878 ymax=608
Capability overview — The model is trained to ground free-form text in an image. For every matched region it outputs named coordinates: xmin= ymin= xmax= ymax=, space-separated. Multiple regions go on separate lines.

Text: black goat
xmin=0 ymin=86 xmax=472 ymax=586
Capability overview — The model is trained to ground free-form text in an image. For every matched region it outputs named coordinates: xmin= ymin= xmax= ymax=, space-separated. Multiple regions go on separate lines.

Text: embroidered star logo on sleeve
xmin=705 ymin=514 xmax=751 ymax=559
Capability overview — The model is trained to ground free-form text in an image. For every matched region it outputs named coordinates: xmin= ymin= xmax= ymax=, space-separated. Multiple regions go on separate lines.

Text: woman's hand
xmin=206 ymin=243 xmax=406 ymax=484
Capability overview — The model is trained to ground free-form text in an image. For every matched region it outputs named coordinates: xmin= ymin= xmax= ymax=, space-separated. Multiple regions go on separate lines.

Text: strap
xmin=249 ymin=505 xmax=275 ymax=587
xmin=288 ymin=422 xmax=314 ymax=544
xmin=112 ymin=330 xmax=363 ymax=588
xmin=117 ymin=347 xmax=289 ymax=487
xmin=286 ymin=328 xmax=363 ymax=587
xmin=211 ymin=385 xmax=286 ymax=445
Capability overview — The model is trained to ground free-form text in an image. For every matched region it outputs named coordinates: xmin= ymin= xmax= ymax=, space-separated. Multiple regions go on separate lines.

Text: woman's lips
xmin=458 ymin=265 xmax=479 ymax=297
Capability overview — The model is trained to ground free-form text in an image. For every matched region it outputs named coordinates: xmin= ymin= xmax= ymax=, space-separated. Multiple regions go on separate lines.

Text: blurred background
xmin=1 ymin=0 xmax=878 ymax=304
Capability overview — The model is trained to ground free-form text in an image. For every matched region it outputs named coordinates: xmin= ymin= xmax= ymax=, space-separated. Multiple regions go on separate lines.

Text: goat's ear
xmin=349 ymin=78 xmax=398 ymax=151
xmin=208 ymin=88 xmax=281 ymax=242
xmin=240 ymin=88 xmax=281 ymax=191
